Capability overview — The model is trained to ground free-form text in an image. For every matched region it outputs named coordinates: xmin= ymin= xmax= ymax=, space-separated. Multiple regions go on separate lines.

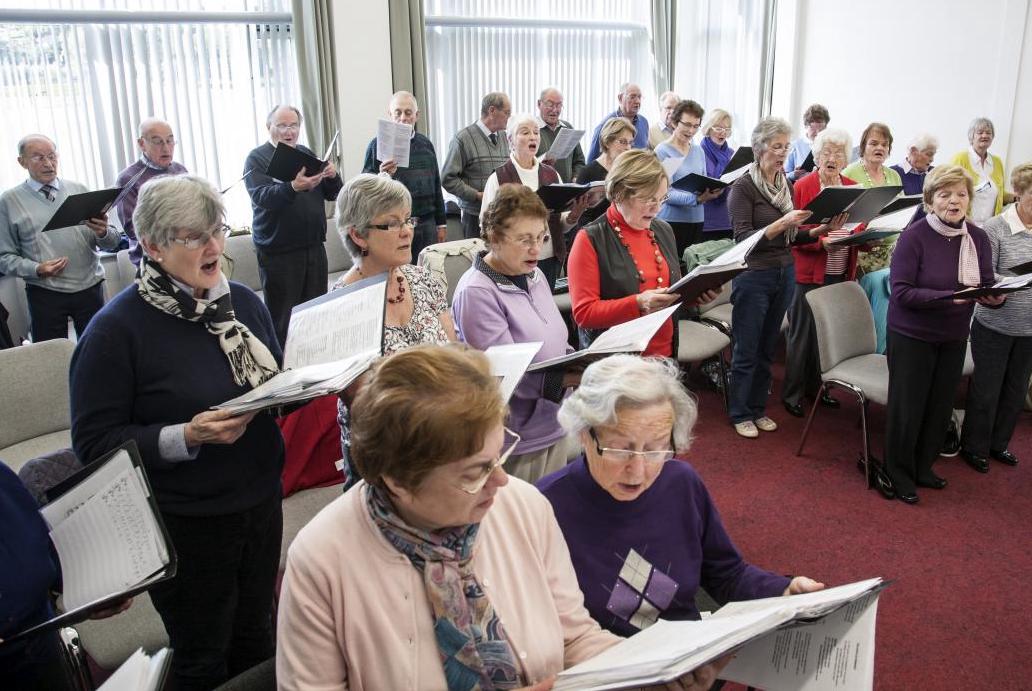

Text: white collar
xmin=169 ymin=271 xmax=231 ymax=302
xmin=26 ymin=177 xmax=60 ymax=192
xmin=902 ymin=160 xmax=917 ymax=175
xmin=509 ymin=151 xmax=538 ymax=172
xmin=968 ymin=146 xmax=993 ymax=170
xmin=476 ymin=120 xmax=495 ymax=139
xmin=1003 ymin=204 xmax=1031 ymax=235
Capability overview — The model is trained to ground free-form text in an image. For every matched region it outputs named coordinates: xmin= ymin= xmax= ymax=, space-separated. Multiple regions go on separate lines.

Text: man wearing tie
xmin=536 ymin=87 xmax=586 ymax=184
xmin=244 ymin=105 xmax=343 ymax=346
xmin=114 ymin=118 xmax=189 ymax=265
xmin=0 ymin=135 xmax=120 ymax=341
xmin=441 ymin=92 xmax=511 ymax=239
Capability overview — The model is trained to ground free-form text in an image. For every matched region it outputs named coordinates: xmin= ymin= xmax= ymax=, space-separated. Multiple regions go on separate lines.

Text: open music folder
xmin=936 ymin=272 xmax=1032 ymax=300
xmin=483 ymin=342 xmax=543 ymax=401
xmin=214 ymin=273 xmax=387 ymax=414
xmin=265 ymin=142 xmax=329 ymax=182
xmin=7 ymin=441 xmax=176 ymax=643
xmin=97 ymin=647 xmax=173 ymax=691
xmin=665 ymin=227 xmax=766 ymax=302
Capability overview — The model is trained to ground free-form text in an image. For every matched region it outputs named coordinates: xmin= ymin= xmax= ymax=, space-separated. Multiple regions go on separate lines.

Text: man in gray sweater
xmin=0 ymin=134 xmax=121 ymax=341
xmin=442 ymin=92 xmax=511 ymax=239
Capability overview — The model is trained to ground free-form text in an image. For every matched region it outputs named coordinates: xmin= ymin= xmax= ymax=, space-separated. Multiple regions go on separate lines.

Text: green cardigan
xmin=950 ymin=149 xmax=1005 ymax=216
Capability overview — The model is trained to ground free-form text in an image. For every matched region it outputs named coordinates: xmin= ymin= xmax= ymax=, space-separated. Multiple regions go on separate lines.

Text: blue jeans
xmin=728 ymin=264 xmax=795 ymax=423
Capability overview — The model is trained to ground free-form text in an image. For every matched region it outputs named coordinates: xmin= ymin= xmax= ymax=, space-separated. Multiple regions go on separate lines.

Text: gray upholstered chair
xmin=0 ymin=274 xmax=31 ymax=346
xmin=0 ymin=339 xmax=75 ymax=473
xmin=223 ymin=233 xmax=263 ymax=296
xmin=698 ymin=281 xmax=732 ymax=335
xmin=796 ymin=281 xmax=888 ymax=487
xmin=417 ymin=238 xmax=485 ymax=306
xmin=324 ymin=224 xmax=353 ymax=289
xmin=677 ymin=320 xmax=732 ymax=410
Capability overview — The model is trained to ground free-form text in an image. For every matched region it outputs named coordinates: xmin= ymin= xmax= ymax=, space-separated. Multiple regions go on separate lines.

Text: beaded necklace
xmin=355 ymin=265 xmax=407 ymax=304
xmin=858 ymin=162 xmax=885 ymax=188
xmin=610 ymin=212 xmax=666 ymax=286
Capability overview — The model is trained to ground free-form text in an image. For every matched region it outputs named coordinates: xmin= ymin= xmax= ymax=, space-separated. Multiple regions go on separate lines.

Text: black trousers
xmin=148 ymin=492 xmax=282 ymax=691
xmin=884 ymin=329 xmax=967 ymax=494
xmin=257 ymin=244 xmax=327 ymax=347
xmin=461 ymin=210 xmax=482 ymax=240
xmin=782 ymin=275 xmax=845 ymax=406
xmin=667 ymin=221 xmax=704 ymax=263
xmin=25 ymin=282 xmax=104 ymax=342
xmin=961 ymin=320 xmax=1032 ymax=456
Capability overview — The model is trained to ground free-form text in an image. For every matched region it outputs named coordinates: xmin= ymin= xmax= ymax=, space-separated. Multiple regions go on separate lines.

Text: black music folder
xmin=536 ymin=182 xmax=604 ymax=211
xmin=266 ymin=143 xmax=329 ymax=182
xmin=42 ymin=188 xmax=121 ymax=231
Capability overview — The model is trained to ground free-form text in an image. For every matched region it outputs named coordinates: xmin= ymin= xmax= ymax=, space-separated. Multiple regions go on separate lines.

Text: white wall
xmin=331 ymin=4 xmax=394 ymax=178
xmin=772 ymin=0 xmax=1032 ymax=177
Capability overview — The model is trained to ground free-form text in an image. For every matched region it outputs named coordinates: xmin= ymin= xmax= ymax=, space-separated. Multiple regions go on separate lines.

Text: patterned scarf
xmin=135 ymin=257 xmax=280 ymax=388
xmin=926 ymin=213 xmax=981 ymax=287
xmin=748 ymin=162 xmax=795 ymax=243
xmin=366 ymin=485 xmax=523 ymax=691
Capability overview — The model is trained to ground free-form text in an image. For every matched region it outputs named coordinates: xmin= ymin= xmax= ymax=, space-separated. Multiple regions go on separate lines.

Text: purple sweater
xmin=451 ymin=256 xmax=572 ymax=454
xmin=536 ymin=456 xmax=790 ymax=636
xmin=115 ymin=158 xmax=189 ymax=264
xmin=888 ymin=216 xmax=996 ymax=343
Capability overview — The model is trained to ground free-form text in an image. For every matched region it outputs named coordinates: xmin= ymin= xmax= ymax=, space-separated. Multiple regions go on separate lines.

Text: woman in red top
xmin=567 ymin=150 xmax=717 ymax=357
xmin=783 ymin=128 xmax=867 ymax=416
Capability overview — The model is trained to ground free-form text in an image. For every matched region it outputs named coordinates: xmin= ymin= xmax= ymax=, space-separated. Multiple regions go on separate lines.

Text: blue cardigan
xmin=655 ymin=141 xmax=706 ymax=224
xmin=70 ymin=282 xmax=285 ymax=517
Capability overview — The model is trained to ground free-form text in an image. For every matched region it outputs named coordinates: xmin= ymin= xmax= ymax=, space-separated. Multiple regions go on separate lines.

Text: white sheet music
xmin=484 ymin=342 xmax=543 ymax=402
xmin=376 ymin=119 xmax=413 ymax=168
xmin=98 ymin=647 xmax=171 ymax=691
xmin=541 ymin=127 xmax=585 ymax=161
xmin=284 ymin=279 xmax=386 ymax=369
xmin=589 ymin=304 xmax=680 ymax=353
xmin=719 ymin=165 xmax=750 ymax=183
xmin=49 ymin=463 xmax=168 ymax=611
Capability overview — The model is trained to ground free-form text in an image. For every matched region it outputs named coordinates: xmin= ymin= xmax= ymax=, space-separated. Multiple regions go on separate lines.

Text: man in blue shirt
xmin=587 ymin=83 xmax=649 ymax=162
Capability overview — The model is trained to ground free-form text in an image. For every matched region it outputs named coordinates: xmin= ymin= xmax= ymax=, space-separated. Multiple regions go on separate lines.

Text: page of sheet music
xmin=484 ymin=342 xmax=543 ymax=402
xmin=719 ymin=592 xmax=880 ymax=691
xmin=40 ymin=450 xmax=136 ymax=530
xmin=588 ymin=304 xmax=681 ymax=354
xmin=283 ymin=280 xmax=385 ymax=369
xmin=713 ymin=578 xmax=883 ymax=621
xmin=49 ymin=465 xmax=168 ymax=611
xmin=98 ymin=647 xmax=171 ymax=691
xmin=543 ymin=127 xmax=585 ymax=161
xmin=376 ymin=119 xmax=413 ymax=168
xmin=719 ymin=165 xmax=750 ymax=183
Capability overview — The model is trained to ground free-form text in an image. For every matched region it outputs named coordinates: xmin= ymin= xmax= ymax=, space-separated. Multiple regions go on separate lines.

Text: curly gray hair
xmin=557 ymin=355 xmax=698 ymax=452
xmin=336 ymin=173 xmax=412 ymax=259
xmin=751 ymin=116 xmax=793 ymax=157
xmin=812 ymin=127 xmax=853 ymax=161
xmin=133 ymin=174 xmax=224 ymax=248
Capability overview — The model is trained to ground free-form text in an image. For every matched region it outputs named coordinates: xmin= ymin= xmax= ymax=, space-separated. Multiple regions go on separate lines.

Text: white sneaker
xmin=734 ymin=421 xmax=759 ymax=438
xmin=755 ymin=416 xmax=778 ymax=432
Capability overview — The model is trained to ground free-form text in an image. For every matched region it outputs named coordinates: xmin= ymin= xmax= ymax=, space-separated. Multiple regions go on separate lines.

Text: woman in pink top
xmin=276 ymin=345 xmax=727 ymax=690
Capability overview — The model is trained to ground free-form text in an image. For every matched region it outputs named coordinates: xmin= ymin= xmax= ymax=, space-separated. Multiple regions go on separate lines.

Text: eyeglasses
xmin=145 ymin=136 xmax=176 ymax=147
xmin=677 ymin=120 xmax=701 ymax=130
xmin=634 ymin=193 xmax=668 ymax=208
xmin=612 ymin=138 xmax=634 ymax=147
xmin=589 ymin=428 xmax=674 ymax=466
xmin=541 ymin=100 xmax=563 ymax=110
xmin=507 ymin=232 xmax=550 ymax=248
xmin=366 ymin=217 xmax=417 ymax=232
xmin=273 ymin=123 xmax=301 ymax=132
xmin=454 ymin=428 xmax=521 ymax=494
xmin=169 ymin=223 xmax=229 ymax=250
xmin=28 ymin=153 xmax=59 ymax=163
xmin=710 ymin=126 xmax=732 ymax=135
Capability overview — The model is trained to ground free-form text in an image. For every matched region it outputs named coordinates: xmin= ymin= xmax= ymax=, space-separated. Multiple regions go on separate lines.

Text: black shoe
xmin=819 ymin=393 xmax=840 ymax=408
xmin=897 ymin=491 xmax=919 ymax=504
xmin=783 ymin=400 xmax=805 ymax=418
xmin=940 ymin=419 xmax=960 ymax=457
xmin=990 ymin=449 xmax=1019 ymax=466
xmin=917 ymin=473 xmax=948 ymax=490
xmin=960 ymin=449 xmax=989 ymax=473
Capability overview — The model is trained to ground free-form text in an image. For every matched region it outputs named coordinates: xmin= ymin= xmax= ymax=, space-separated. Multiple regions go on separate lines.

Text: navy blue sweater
xmin=70 ymin=283 xmax=285 ymax=516
xmin=244 ymin=142 xmax=343 ymax=254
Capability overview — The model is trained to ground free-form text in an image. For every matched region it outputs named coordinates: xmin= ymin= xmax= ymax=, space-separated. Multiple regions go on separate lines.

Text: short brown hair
xmin=349 ymin=345 xmax=506 ymax=494
xmin=1010 ymin=162 xmax=1032 ymax=197
xmin=606 ymin=149 xmax=666 ymax=203
xmin=481 ymin=185 xmax=549 ymax=244
xmin=922 ymin=164 xmax=974 ymax=212
xmin=599 ymin=117 xmax=636 ymax=154
xmin=671 ymin=99 xmax=704 ymax=125
xmin=803 ymin=103 xmax=830 ymax=125
xmin=859 ymin=122 xmax=893 ymax=155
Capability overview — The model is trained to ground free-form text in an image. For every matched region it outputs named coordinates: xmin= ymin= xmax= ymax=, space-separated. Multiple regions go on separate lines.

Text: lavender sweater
xmin=451 ymin=256 xmax=572 ymax=455
xmin=537 ymin=457 xmax=790 ymax=636
xmin=888 ymin=216 xmax=996 ymax=343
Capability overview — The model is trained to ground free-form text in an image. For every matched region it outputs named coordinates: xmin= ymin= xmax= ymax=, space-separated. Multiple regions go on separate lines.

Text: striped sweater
xmin=975 ymin=205 xmax=1032 ymax=337
xmin=441 ymin=122 xmax=509 ymax=213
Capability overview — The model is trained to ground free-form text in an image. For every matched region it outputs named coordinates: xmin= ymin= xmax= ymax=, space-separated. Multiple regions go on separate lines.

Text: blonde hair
xmin=701 ymin=108 xmax=731 ymax=138
xmin=605 ymin=149 xmax=666 ymax=204
xmin=922 ymin=164 xmax=974 ymax=213
xmin=1009 ymin=162 xmax=1032 ymax=197
xmin=599 ymin=117 xmax=636 ymax=154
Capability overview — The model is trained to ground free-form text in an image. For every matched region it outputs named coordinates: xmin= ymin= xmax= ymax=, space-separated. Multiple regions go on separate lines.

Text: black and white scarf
xmin=135 ymin=257 xmax=279 ymax=389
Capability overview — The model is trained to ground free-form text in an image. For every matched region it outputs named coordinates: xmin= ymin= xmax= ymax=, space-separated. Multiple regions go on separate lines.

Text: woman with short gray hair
xmin=725 ymin=117 xmax=835 ymax=438
xmin=950 ymin=116 xmax=1006 ymax=222
xmin=71 ymin=173 xmax=286 ymax=689
xmin=537 ymin=354 xmax=825 ymax=637
xmin=332 ymin=173 xmax=456 ymax=489
xmin=892 ymin=133 xmax=939 ymax=196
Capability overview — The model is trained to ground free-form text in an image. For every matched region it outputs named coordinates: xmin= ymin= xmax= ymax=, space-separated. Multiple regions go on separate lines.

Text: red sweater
xmin=568 ymin=207 xmax=674 ymax=357
xmin=791 ymin=172 xmax=865 ymax=284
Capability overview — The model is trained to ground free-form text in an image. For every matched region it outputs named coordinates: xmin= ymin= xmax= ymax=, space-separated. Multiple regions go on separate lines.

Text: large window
xmin=0 ymin=0 xmax=300 ymax=225
xmin=423 ymin=0 xmax=656 ymax=158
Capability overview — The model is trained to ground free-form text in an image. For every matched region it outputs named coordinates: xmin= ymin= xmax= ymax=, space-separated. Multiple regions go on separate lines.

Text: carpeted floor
xmin=681 ymin=364 xmax=1032 ymax=690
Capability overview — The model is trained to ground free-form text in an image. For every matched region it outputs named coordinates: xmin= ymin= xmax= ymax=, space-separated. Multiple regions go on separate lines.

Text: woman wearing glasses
xmin=333 ymin=174 xmax=456 ymax=489
xmin=575 ymin=116 xmax=637 ymax=226
xmin=538 ymin=355 xmax=824 ymax=637
xmin=700 ymin=109 xmax=735 ymax=240
xmin=655 ymin=100 xmax=723 ymax=255
xmin=568 ymin=150 xmax=718 ymax=357
xmin=70 ymin=176 xmax=285 ymax=689
xmin=277 ymin=345 xmax=729 ymax=690
xmin=452 ymin=186 xmax=580 ymax=483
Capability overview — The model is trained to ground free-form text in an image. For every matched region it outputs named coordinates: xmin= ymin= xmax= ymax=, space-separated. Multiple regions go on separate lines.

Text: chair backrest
xmin=324 ymin=225 xmax=353 ymax=286
xmin=806 ymin=281 xmax=877 ymax=372
xmin=99 ymin=252 xmax=128 ymax=302
xmin=418 ymin=238 xmax=485 ymax=305
xmin=700 ymin=280 xmax=732 ymax=311
xmin=0 ymin=274 xmax=30 ymax=345
xmin=0 ymin=338 xmax=75 ymax=450
xmin=224 ymin=233 xmax=263 ymax=294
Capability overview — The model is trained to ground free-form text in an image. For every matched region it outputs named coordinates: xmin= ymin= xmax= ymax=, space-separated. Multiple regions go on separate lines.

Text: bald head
xmin=537 ymin=87 xmax=564 ymax=128
xmin=618 ymin=83 xmax=642 ymax=118
xmin=388 ymin=91 xmax=419 ymax=127
xmin=17 ymin=134 xmax=59 ymax=184
xmin=137 ymin=118 xmax=176 ymax=168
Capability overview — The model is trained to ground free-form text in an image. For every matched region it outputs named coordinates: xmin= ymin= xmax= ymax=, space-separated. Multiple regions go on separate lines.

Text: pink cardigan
xmin=276 ymin=478 xmax=621 ymax=690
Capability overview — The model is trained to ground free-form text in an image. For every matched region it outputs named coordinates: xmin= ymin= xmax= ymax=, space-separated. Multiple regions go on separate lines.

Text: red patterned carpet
xmin=682 ymin=365 xmax=1032 ymax=690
